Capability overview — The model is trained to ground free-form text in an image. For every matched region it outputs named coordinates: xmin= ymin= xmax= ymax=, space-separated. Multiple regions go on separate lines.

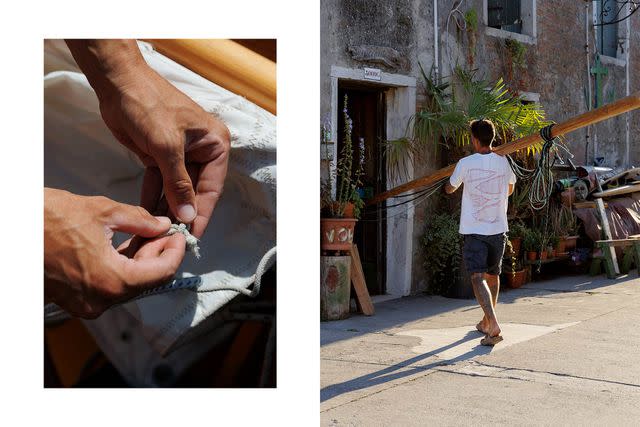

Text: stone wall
xmin=321 ymin=0 xmax=640 ymax=294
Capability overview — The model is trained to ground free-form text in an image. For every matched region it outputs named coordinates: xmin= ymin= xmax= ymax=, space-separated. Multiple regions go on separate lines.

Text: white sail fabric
xmin=44 ymin=40 xmax=276 ymax=385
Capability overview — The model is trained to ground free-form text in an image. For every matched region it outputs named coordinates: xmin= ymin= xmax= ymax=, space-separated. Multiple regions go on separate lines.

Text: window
xmin=484 ymin=0 xmax=536 ymax=45
xmin=488 ymin=0 xmax=522 ymax=34
xmin=595 ymin=0 xmax=619 ymax=58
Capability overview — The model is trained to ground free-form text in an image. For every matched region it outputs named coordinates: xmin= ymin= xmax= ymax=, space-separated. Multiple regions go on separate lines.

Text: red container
xmin=321 ymin=218 xmax=357 ymax=251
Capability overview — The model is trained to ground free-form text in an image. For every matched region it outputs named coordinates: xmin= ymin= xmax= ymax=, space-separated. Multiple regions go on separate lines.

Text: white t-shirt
xmin=449 ymin=152 xmax=516 ymax=235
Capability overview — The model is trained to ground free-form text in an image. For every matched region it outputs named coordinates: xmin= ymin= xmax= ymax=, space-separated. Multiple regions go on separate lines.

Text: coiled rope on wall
xmin=506 ymin=124 xmax=574 ymax=211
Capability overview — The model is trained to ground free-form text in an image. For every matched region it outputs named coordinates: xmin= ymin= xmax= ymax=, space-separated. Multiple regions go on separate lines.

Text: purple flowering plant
xmin=321 ymin=95 xmax=365 ymax=219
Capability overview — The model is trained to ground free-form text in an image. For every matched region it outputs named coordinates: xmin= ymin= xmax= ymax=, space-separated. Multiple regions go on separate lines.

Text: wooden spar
xmin=145 ymin=39 xmax=277 ymax=115
xmin=367 ymin=91 xmax=640 ymax=206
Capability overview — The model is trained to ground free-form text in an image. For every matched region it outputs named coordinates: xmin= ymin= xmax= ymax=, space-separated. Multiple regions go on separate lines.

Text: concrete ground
xmin=321 ymin=274 xmax=640 ymax=426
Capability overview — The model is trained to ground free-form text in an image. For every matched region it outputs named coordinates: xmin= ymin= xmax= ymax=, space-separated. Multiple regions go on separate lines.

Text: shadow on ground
xmin=321 ymin=273 xmax=634 ymax=347
xmin=320 ymin=330 xmax=494 ymax=402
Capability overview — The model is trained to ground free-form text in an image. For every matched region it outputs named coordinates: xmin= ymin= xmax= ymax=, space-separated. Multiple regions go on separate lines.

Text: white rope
xmin=167 ymin=223 xmax=201 ymax=259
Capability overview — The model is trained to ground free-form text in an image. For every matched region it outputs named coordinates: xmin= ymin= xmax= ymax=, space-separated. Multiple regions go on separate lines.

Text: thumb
xmin=108 ymin=203 xmax=172 ymax=238
xmin=156 ymin=153 xmax=197 ymax=223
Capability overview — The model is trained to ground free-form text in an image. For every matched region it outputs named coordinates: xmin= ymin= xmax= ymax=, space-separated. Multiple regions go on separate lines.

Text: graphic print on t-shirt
xmin=466 ymin=168 xmax=506 ymax=223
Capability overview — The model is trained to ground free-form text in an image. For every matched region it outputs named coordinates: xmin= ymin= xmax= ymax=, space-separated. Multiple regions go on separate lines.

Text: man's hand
xmin=66 ymin=40 xmax=230 ymax=238
xmin=44 ymin=188 xmax=186 ymax=318
xmin=444 ymin=182 xmax=458 ymax=194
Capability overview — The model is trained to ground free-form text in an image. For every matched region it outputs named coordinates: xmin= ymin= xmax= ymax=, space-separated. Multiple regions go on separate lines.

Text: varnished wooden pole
xmin=367 ymin=91 xmax=640 ymax=205
xmin=145 ymin=39 xmax=276 ymax=115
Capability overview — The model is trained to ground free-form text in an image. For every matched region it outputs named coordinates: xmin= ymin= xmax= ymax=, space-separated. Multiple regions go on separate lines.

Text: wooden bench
xmin=591 ymin=238 xmax=640 ymax=278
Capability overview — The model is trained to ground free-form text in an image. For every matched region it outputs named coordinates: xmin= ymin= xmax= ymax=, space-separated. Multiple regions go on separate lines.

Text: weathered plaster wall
xmin=321 ymin=0 xmax=640 ymax=295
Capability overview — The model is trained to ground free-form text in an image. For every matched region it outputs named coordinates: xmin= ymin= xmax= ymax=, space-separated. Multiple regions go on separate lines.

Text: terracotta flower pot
xmin=564 ymin=235 xmax=579 ymax=251
xmin=321 ymin=218 xmax=358 ymax=251
xmin=526 ymin=251 xmax=537 ymax=261
xmin=328 ymin=202 xmax=355 ymax=219
xmin=540 ymin=251 xmax=548 ymax=260
xmin=555 ymin=238 xmax=566 ymax=254
xmin=506 ymin=269 xmax=527 ymax=289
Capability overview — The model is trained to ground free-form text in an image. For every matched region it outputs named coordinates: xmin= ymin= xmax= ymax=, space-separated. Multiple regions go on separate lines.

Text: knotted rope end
xmin=167 ymin=223 xmax=201 ymax=259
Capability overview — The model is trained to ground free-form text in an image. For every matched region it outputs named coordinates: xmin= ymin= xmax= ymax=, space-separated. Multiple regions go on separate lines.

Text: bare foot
xmin=476 ymin=320 xmax=489 ymax=334
xmin=486 ymin=322 xmax=502 ymax=338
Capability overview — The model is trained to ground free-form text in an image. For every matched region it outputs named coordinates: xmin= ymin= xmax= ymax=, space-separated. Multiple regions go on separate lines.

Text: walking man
xmin=445 ymin=119 xmax=516 ymax=346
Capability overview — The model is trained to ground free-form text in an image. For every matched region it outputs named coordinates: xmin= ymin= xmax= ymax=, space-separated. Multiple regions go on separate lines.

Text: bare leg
xmin=477 ymin=273 xmax=500 ymax=332
xmin=486 ymin=273 xmax=500 ymax=307
xmin=471 ymin=272 xmax=501 ymax=338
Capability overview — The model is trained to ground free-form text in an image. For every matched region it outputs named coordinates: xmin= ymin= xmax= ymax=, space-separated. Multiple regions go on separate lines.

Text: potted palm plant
xmin=384 ymin=66 xmax=550 ymax=180
xmin=321 ymin=95 xmax=364 ymax=251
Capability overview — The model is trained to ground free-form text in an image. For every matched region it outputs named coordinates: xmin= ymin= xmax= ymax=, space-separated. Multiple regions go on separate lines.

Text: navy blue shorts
xmin=462 ymin=233 xmax=507 ymax=275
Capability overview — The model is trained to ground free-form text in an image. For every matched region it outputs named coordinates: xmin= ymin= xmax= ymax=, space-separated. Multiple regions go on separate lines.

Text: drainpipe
xmin=434 ymin=0 xmax=439 ymax=80
xmin=625 ymin=0 xmax=631 ymax=166
xmin=586 ymin=1 xmax=596 ymax=164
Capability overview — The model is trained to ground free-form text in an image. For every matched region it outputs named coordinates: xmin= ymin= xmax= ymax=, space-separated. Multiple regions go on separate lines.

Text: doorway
xmin=337 ymin=84 xmax=387 ymax=295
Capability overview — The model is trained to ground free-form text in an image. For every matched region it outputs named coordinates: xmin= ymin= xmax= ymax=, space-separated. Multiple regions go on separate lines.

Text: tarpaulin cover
xmin=573 ymin=196 xmax=640 ymax=256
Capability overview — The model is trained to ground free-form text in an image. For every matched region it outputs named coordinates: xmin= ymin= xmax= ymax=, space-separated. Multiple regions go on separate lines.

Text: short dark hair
xmin=470 ymin=119 xmax=495 ymax=147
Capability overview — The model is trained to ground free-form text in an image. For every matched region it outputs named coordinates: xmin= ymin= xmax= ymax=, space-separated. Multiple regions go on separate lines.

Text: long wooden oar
xmin=367 ymin=92 xmax=640 ymax=206
xmin=145 ymin=39 xmax=277 ymax=115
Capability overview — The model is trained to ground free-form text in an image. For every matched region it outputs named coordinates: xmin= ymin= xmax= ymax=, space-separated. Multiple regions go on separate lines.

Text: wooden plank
xmin=592 ymin=184 xmax=640 ymax=198
xmin=368 ymin=91 xmax=640 ymax=205
xmin=145 ymin=39 xmax=276 ymax=114
xmin=349 ymin=244 xmax=374 ymax=316
xmin=216 ymin=322 xmax=264 ymax=387
xmin=596 ymin=238 xmax=640 ymax=246
xmin=595 ymin=198 xmax=620 ymax=275
xmin=45 ymin=318 xmax=101 ymax=387
xmin=573 ymin=201 xmax=608 ymax=209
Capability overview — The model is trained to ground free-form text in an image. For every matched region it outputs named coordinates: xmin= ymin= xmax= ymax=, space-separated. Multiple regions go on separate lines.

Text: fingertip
xmin=168 ymin=232 xmax=187 ymax=250
xmin=155 ymin=216 xmax=172 ymax=228
xmin=176 ymin=203 xmax=197 ymax=223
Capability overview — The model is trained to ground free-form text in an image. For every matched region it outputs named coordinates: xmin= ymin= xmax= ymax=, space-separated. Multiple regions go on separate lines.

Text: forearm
xmin=65 ymin=39 xmax=149 ymax=100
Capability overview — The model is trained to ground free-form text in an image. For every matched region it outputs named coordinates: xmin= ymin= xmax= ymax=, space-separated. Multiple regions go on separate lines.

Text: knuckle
xmin=219 ymin=125 xmax=231 ymax=149
xmin=134 ymin=205 xmax=152 ymax=220
xmin=170 ymin=177 xmax=194 ymax=198
xmin=156 ymin=137 xmax=183 ymax=157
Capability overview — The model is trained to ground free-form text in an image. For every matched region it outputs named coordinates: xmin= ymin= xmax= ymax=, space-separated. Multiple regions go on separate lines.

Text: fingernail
xmin=177 ymin=204 xmax=196 ymax=222
xmin=156 ymin=216 xmax=172 ymax=227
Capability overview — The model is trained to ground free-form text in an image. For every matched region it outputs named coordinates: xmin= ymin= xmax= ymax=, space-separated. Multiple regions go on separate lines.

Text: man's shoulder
xmin=490 ymin=152 xmax=510 ymax=166
xmin=459 ymin=154 xmax=476 ymax=165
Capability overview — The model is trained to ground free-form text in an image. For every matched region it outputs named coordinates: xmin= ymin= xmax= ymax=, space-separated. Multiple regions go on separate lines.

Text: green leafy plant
xmin=522 ymin=228 xmax=542 ymax=252
xmin=505 ymin=39 xmax=527 ymax=70
xmin=508 ymin=219 xmax=527 ymax=239
xmin=464 ymin=9 xmax=478 ymax=32
xmin=464 ymin=9 xmax=478 ymax=66
xmin=422 ymin=213 xmax=462 ymax=295
xmin=508 ymin=182 xmax=532 ymax=219
xmin=560 ymin=204 xmax=578 ymax=236
xmin=504 ymin=239 xmax=523 ymax=274
xmin=386 ymin=66 xmax=549 ymax=181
